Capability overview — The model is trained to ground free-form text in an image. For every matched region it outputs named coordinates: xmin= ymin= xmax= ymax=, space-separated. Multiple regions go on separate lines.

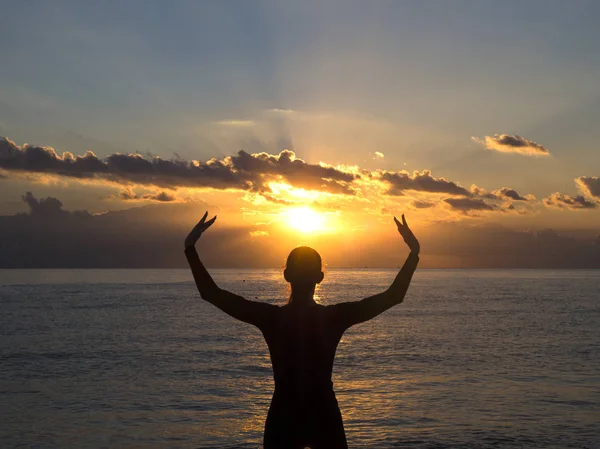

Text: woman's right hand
xmin=394 ymin=214 xmax=420 ymax=254
xmin=185 ymin=212 xmax=216 ymax=249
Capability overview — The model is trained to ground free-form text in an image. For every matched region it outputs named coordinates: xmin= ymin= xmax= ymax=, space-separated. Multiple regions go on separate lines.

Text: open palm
xmin=394 ymin=214 xmax=420 ymax=254
xmin=185 ymin=212 xmax=217 ymax=249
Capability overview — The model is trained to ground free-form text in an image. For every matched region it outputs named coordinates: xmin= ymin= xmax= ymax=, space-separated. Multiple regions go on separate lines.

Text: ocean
xmin=1 ymin=268 xmax=599 ymax=448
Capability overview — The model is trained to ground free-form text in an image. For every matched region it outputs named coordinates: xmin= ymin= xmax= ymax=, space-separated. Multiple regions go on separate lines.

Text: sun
xmin=285 ymin=206 xmax=325 ymax=234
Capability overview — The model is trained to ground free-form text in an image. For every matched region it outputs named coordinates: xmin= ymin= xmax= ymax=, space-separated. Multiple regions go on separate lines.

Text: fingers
xmin=193 ymin=212 xmax=212 ymax=231
xmin=185 ymin=213 xmax=216 ymax=248
xmin=394 ymin=214 xmax=408 ymax=230
xmin=196 ymin=215 xmax=217 ymax=232
xmin=205 ymin=215 xmax=217 ymax=228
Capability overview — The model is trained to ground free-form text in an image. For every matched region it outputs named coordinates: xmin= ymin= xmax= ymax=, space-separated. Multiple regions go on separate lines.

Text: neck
xmin=288 ymin=283 xmax=317 ymax=306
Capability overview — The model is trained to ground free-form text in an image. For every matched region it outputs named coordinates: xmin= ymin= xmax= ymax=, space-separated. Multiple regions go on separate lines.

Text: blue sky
xmin=1 ymin=0 xmax=600 ymax=229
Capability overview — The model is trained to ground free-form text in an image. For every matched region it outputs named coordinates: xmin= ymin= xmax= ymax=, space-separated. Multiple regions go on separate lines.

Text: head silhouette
xmin=284 ymin=246 xmax=324 ymax=286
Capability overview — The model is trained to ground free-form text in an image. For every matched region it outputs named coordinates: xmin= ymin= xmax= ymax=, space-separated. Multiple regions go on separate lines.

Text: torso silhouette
xmin=259 ymin=302 xmax=352 ymax=449
xmin=266 ymin=303 xmax=339 ymax=395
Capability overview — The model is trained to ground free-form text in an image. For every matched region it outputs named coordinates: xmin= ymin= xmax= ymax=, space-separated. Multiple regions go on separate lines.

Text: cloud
xmin=469 ymin=185 xmax=499 ymax=200
xmin=258 ymin=192 xmax=294 ymax=205
xmin=0 ymin=136 xmax=541 ymax=212
xmin=2 ymin=194 xmax=598 ymax=268
xmin=492 ymin=187 xmax=531 ymax=201
xmin=118 ymin=189 xmax=139 ymax=200
xmin=470 ymin=185 xmax=532 ymax=202
xmin=21 ymin=191 xmax=90 ymax=218
xmin=575 ymin=176 xmax=600 ymax=199
xmin=380 ymin=170 xmax=471 ymax=196
xmin=0 ymin=136 xmax=358 ymax=195
xmin=444 ymin=197 xmax=497 ymax=213
xmin=473 ymin=134 xmax=550 ymax=156
xmin=543 ymin=193 xmax=597 ymax=210
xmin=372 ymin=151 xmax=384 ymax=159
xmin=421 ymin=223 xmax=600 ymax=268
xmin=542 ymin=176 xmax=600 ymax=210
xmin=410 ymin=200 xmax=436 ymax=209
xmin=0 ymin=137 xmax=107 ymax=176
xmin=213 ymin=120 xmax=255 ymax=127
xmin=229 ymin=149 xmax=357 ymax=194
xmin=151 ymin=191 xmax=176 ymax=202
xmin=22 ymin=191 xmax=66 ymax=216
xmin=249 ymin=230 xmax=269 ymax=237
xmin=119 ymin=189 xmax=177 ymax=202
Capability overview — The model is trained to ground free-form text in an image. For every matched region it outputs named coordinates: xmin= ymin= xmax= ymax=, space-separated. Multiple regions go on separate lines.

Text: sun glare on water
xmin=285 ymin=206 xmax=325 ymax=234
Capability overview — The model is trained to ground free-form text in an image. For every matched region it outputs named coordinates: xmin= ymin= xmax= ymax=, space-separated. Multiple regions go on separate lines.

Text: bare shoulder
xmin=324 ymin=301 xmax=354 ymax=314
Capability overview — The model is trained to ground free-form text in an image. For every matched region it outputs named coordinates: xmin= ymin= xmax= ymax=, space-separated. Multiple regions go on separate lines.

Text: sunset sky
xmin=1 ymin=1 xmax=599 ymax=267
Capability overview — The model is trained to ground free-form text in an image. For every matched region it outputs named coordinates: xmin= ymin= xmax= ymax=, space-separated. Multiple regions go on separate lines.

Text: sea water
xmin=1 ymin=269 xmax=599 ymax=448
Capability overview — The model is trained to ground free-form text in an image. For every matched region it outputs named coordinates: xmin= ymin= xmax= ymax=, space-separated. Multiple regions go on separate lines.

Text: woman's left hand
xmin=394 ymin=214 xmax=420 ymax=254
xmin=185 ymin=212 xmax=217 ymax=249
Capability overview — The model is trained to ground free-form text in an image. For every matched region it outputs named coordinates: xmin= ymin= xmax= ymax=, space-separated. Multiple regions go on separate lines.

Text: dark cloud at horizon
xmin=0 ymin=192 xmax=598 ymax=269
xmin=22 ymin=191 xmax=64 ymax=216
xmin=422 ymin=223 xmax=600 ymax=269
xmin=21 ymin=191 xmax=91 ymax=218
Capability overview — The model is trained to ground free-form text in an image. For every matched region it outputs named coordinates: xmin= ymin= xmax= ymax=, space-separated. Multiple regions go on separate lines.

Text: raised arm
xmin=330 ymin=214 xmax=420 ymax=330
xmin=184 ymin=212 xmax=274 ymax=327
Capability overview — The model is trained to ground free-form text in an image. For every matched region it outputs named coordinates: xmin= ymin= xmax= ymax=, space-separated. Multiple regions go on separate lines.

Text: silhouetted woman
xmin=185 ymin=212 xmax=420 ymax=449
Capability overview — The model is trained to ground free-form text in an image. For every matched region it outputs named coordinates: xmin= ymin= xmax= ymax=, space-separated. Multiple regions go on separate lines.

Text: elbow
xmin=385 ymin=289 xmax=408 ymax=305
xmin=198 ymin=286 xmax=221 ymax=301
xmin=392 ymin=295 xmax=405 ymax=306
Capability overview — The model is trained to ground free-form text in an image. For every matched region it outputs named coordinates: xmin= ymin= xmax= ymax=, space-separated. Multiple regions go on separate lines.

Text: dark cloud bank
xmin=1 ymin=137 xmax=537 ymax=209
xmin=0 ymin=137 xmax=356 ymax=195
xmin=0 ymin=193 xmax=284 ymax=268
xmin=0 ymin=193 xmax=598 ymax=269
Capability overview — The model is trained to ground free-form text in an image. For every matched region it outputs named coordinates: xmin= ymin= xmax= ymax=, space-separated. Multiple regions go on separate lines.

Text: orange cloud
xmin=543 ymin=193 xmax=597 ymax=210
xmin=116 ymin=188 xmax=178 ymax=202
xmin=473 ymin=134 xmax=550 ymax=156
xmin=380 ymin=170 xmax=471 ymax=196
xmin=575 ymin=176 xmax=600 ymax=199
xmin=543 ymin=176 xmax=600 ymax=210
xmin=444 ymin=197 xmax=498 ymax=214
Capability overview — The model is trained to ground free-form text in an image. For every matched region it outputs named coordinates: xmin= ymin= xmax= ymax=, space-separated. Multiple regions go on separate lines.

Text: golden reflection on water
xmin=240 ymin=409 xmax=266 ymax=439
xmin=313 ymin=283 xmax=322 ymax=304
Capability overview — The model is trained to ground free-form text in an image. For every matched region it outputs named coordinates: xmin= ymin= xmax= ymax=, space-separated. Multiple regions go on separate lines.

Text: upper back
xmin=260 ymin=303 xmax=345 ymax=387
